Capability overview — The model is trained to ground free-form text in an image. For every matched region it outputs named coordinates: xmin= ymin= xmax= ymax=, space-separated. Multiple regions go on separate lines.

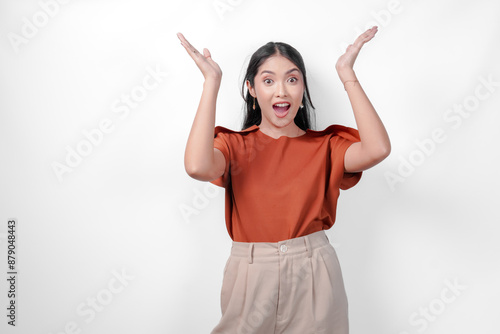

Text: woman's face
xmin=247 ymin=54 xmax=305 ymax=133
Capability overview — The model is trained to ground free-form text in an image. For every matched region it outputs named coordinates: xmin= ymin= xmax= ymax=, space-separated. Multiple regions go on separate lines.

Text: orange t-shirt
xmin=210 ymin=124 xmax=362 ymax=242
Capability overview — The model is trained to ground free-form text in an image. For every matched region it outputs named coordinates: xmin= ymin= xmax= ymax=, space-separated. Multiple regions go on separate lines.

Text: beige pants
xmin=211 ymin=230 xmax=349 ymax=334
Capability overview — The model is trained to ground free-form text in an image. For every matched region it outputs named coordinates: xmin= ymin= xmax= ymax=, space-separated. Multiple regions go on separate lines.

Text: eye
xmin=264 ymin=78 xmax=273 ymax=84
xmin=288 ymin=77 xmax=298 ymax=83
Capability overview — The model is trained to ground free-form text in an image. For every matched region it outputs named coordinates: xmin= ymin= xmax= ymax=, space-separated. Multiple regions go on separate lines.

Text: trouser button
xmin=280 ymin=244 xmax=288 ymax=253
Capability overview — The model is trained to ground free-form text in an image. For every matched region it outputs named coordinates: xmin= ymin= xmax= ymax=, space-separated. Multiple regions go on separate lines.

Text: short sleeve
xmin=210 ymin=127 xmax=230 ymax=188
xmin=328 ymin=125 xmax=363 ymax=190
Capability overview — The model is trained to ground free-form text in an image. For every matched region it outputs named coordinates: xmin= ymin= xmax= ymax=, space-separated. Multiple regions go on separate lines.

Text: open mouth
xmin=273 ymin=102 xmax=290 ymax=117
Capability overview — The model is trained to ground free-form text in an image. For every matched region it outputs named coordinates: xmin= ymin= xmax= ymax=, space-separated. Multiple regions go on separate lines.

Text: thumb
xmin=203 ymin=48 xmax=212 ymax=58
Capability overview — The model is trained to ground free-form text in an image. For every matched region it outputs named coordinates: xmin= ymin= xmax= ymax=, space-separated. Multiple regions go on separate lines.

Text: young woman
xmin=178 ymin=27 xmax=390 ymax=334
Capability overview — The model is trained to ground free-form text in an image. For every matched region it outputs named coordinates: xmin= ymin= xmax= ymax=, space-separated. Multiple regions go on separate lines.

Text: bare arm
xmin=336 ymin=27 xmax=391 ymax=173
xmin=178 ymin=33 xmax=226 ymax=181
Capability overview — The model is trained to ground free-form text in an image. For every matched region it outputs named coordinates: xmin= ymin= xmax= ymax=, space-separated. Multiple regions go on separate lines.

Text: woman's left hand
xmin=335 ymin=26 xmax=378 ymax=82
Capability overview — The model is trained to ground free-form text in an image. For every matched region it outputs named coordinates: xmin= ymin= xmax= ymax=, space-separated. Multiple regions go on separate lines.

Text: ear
xmin=246 ymin=80 xmax=256 ymax=98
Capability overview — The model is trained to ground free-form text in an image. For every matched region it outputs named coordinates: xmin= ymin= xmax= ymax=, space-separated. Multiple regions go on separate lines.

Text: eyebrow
xmin=259 ymin=68 xmax=300 ymax=76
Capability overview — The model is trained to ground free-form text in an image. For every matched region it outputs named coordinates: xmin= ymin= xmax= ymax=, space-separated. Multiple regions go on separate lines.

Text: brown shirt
xmin=210 ymin=124 xmax=362 ymax=242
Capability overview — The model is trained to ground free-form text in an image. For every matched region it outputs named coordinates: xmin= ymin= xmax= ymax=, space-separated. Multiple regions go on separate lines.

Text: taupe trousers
xmin=211 ymin=230 xmax=349 ymax=334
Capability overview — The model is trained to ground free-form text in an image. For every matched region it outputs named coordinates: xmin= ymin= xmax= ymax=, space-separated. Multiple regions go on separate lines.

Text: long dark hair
xmin=241 ymin=41 xmax=315 ymax=131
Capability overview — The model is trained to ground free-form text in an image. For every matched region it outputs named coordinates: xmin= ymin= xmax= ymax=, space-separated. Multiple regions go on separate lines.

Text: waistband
xmin=230 ymin=230 xmax=331 ymax=264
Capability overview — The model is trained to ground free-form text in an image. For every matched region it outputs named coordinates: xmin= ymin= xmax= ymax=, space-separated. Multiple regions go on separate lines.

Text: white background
xmin=1 ymin=0 xmax=499 ymax=333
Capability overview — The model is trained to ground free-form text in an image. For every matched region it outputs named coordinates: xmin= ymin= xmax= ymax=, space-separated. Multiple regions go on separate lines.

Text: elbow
xmin=376 ymin=143 xmax=391 ymax=163
xmin=185 ymin=163 xmax=197 ymax=178
xmin=380 ymin=142 xmax=391 ymax=160
xmin=184 ymin=154 xmax=205 ymax=179
xmin=185 ymin=164 xmax=204 ymax=180
xmin=184 ymin=163 xmax=214 ymax=182
xmin=185 ymin=162 xmax=203 ymax=180
xmin=367 ymin=143 xmax=391 ymax=165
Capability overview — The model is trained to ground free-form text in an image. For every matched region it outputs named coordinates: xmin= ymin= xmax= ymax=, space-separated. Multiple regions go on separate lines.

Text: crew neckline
xmin=254 ymin=125 xmax=308 ymax=140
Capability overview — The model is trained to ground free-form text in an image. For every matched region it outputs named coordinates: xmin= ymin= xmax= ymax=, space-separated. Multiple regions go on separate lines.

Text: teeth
xmin=274 ymin=103 xmax=290 ymax=107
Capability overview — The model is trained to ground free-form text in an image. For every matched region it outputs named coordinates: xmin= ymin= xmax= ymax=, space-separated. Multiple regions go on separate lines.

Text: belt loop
xmin=305 ymin=235 xmax=312 ymax=258
xmin=248 ymin=243 xmax=254 ymax=264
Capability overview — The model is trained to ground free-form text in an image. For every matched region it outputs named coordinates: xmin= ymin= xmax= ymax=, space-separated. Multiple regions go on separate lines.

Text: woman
xmin=179 ymin=27 xmax=390 ymax=333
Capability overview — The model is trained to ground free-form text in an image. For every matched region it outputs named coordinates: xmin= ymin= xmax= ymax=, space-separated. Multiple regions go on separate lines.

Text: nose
xmin=275 ymin=81 xmax=287 ymax=97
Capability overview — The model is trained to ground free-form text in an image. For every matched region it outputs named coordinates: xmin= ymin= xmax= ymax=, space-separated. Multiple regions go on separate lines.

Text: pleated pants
xmin=210 ymin=230 xmax=349 ymax=334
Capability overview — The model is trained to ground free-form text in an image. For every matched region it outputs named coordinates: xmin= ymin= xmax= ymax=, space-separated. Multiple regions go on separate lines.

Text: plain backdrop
xmin=1 ymin=0 xmax=499 ymax=333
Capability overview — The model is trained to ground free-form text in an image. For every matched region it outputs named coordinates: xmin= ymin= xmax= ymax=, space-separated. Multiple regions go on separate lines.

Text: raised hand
xmin=177 ymin=32 xmax=222 ymax=83
xmin=336 ymin=26 xmax=378 ymax=83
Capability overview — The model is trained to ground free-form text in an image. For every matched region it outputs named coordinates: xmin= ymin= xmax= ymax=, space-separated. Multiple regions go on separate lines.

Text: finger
xmin=177 ymin=32 xmax=202 ymax=56
xmin=178 ymin=36 xmax=197 ymax=52
xmin=177 ymin=32 xmax=192 ymax=46
xmin=353 ymin=27 xmax=377 ymax=48
xmin=177 ymin=32 xmax=189 ymax=48
xmin=203 ymin=48 xmax=211 ymax=59
xmin=363 ymin=26 xmax=378 ymax=41
xmin=361 ymin=26 xmax=377 ymax=40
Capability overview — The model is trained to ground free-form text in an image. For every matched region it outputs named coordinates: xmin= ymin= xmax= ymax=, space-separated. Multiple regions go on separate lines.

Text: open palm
xmin=336 ymin=26 xmax=378 ymax=72
xmin=177 ymin=32 xmax=222 ymax=82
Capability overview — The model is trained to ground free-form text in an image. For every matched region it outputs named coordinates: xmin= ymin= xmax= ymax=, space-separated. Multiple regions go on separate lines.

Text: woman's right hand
xmin=177 ymin=32 xmax=222 ymax=83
